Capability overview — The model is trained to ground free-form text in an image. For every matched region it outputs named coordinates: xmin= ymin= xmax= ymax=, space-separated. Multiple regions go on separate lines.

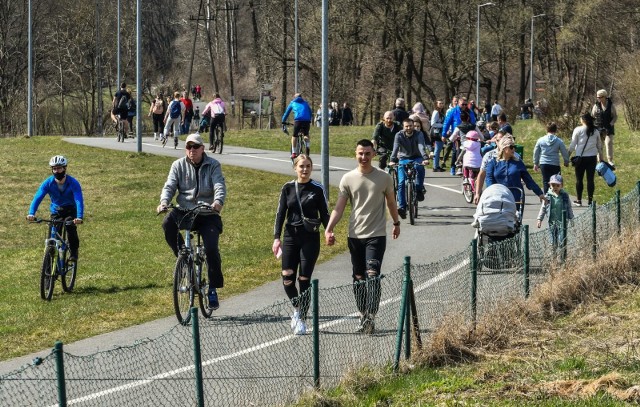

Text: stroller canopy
xmin=472 ymin=184 xmax=518 ymax=235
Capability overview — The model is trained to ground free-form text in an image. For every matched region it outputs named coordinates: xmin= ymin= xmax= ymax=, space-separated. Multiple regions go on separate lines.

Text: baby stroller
xmin=471 ymin=184 xmax=524 ymax=273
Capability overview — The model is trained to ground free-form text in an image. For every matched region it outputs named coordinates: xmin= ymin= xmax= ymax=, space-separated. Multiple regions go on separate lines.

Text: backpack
xmin=169 ymin=101 xmax=181 ymax=119
xmin=117 ymin=93 xmax=129 ymax=110
xmin=127 ymin=98 xmax=136 ymax=111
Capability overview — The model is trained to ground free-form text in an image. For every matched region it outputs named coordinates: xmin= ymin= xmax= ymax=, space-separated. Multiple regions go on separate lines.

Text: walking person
xmin=149 ymin=93 xmax=166 ymax=140
xmin=157 ymin=134 xmax=226 ymax=310
xmin=533 ymin=122 xmax=570 ymax=193
xmin=568 ymin=113 xmax=603 ymax=207
xmin=180 ymin=91 xmax=194 ymax=135
xmin=272 ymin=155 xmax=330 ymax=335
xmin=27 ymin=156 xmax=84 ymax=263
xmin=536 ymin=174 xmax=574 ymax=253
xmin=325 ymin=139 xmax=401 ymax=334
xmin=430 ymin=100 xmax=446 ymax=172
xmin=591 ymin=89 xmax=617 ymax=168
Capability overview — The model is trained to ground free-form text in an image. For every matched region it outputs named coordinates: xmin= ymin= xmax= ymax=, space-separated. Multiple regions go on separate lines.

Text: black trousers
xmin=53 ymin=206 xmax=79 ymax=258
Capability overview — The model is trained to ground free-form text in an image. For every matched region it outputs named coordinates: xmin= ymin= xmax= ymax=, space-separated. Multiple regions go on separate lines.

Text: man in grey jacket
xmin=157 ymin=133 xmax=226 ymax=310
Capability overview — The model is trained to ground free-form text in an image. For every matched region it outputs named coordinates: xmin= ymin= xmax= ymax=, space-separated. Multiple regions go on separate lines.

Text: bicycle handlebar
xmin=157 ymin=202 xmax=218 ymax=216
xmin=30 ymin=218 xmax=76 ymax=226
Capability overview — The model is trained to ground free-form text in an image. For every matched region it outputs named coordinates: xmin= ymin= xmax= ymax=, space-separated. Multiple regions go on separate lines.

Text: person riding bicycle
xmin=111 ymin=82 xmax=131 ymax=135
xmin=389 ymin=118 xmax=430 ymax=219
xmin=157 ymin=133 xmax=226 ymax=310
xmin=372 ymin=111 xmax=402 ymax=169
xmin=27 ymin=155 xmax=84 ymax=263
xmin=202 ymin=92 xmax=227 ymax=151
xmin=281 ymin=93 xmax=312 ymax=160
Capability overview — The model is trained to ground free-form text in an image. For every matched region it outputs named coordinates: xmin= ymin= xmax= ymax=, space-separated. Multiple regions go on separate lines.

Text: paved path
xmin=0 ymin=135 xmax=584 ymax=375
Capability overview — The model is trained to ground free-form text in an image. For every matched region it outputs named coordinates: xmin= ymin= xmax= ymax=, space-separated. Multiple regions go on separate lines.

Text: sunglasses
xmin=186 ymin=144 xmax=202 ymax=150
xmin=506 ymin=145 xmax=515 ymax=150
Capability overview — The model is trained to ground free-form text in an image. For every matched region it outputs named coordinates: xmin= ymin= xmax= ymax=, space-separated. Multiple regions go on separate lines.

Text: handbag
xmin=570 ymin=130 xmax=592 ymax=167
xmin=295 ymin=181 xmax=321 ymax=233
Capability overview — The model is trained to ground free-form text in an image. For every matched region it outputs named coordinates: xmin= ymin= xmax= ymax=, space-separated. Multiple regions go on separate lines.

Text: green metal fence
xmin=2 ymin=182 xmax=639 ymax=406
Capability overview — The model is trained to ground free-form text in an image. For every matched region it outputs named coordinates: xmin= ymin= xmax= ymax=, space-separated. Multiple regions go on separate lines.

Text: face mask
xmin=53 ymin=170 xmax=66 ymax=180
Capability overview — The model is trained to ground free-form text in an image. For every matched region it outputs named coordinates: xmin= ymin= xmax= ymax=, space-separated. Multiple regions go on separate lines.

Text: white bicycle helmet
xmin=49 ymin=155 xmax=68 ymax=167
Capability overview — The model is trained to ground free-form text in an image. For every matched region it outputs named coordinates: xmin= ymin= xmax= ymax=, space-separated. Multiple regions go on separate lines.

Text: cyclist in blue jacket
xmin=27 ymin=155 xmax=84 ymax=262
xmin=282 ymin=93 xmax=313 ymax=160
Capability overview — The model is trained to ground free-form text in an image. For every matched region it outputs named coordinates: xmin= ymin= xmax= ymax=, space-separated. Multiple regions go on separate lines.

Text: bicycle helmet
xmin=49 ymin=155 xmax=68 ymax=167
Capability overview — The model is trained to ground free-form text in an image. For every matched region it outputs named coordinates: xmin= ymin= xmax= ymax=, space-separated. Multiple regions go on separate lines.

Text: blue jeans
xmin=397 ymin=158 xmax=425 ymax=209
xmin=433 ymin=140 xmax=443 ymax=169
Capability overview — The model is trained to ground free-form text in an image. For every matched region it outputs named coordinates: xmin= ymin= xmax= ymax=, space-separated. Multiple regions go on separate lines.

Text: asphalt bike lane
xmin=1 ymin=135 xmax=586 ymax=406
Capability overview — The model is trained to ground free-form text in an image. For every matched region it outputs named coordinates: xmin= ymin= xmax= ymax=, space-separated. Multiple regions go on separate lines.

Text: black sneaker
xmin=398 ymin=208 xmax=406 ymax=219
xmin=417 ymin=189 xmax=425 ymax=202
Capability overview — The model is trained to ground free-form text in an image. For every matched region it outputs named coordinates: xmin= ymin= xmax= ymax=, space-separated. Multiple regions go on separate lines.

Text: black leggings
xmin=152 ymin=113 xmax=164 ymax=133
xmin=574 ymin=156 xmax=597 ymax=203
xmin=281 ymin=226 xmax=320 ymax=319
xmin=540 ymin=164 xmax=561 ymax=194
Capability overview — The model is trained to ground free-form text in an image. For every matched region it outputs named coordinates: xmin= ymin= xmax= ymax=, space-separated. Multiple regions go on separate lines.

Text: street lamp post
xmin=476 ymin=2 xmax=494 ymax=103
xmin=294 ymin=0 xmax=299 ymax=94
xmin=530 ymin=13 xmax=545 ymax=101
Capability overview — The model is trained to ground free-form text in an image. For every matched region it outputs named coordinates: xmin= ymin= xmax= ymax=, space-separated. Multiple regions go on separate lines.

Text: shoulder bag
xmin=570 ymin=131 xmax=592 ymax=167
xmin=295 ymin=181 xmax=321 ymax=233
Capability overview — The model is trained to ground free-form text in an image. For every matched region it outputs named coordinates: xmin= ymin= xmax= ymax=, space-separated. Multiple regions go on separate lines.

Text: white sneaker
xmin=290 ymin=310 xmax=300 ymax=329
xmin=294 ymin=319 xmax=307 ymax=335
xmin=153 ymin=133 xmax=158 ymax=140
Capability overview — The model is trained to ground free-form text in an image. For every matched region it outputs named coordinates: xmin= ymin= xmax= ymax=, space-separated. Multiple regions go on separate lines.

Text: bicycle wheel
xmin=389 ymin=167 xmax=398 ymax=202
xmin=302 ymin=136 xmax=309 ymax=156
xmin=40 ymin=249 xmax=55 ymax=300
xmin=173 ymin=255 xmax=194 ymax=325
xmin=462 ymin=179 xmax=474 ymax=203
xmin=412 ymin=183 xmax=419 ymax=220
xmin=196 ymin=260 xmax=213 ymax=318
xmin=218 ymin=127 xmax=224 ymax=154
xmin=118 ymin=122 xmax=125 ymax=143
xmin=61 ymin=248 xmax=77 ymax=292
xmin=407 ymin=181 xmax=415 ymax=225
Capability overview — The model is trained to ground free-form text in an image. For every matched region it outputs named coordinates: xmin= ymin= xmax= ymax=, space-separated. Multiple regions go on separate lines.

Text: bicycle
xmin=159 ymin=203 xmax=216 ymax=325
xmin=462 ymin=167 xmax=480 ymax=204
xmin=116 ymin=117 xmax=127 ymax=143
xmin=397 ymin=162 xmax=424 ymax=225
xmin=31 ymin=218 xmax=78 ymax=300
xmin=282 ymin=122 xmax=309 ymax=162
xmin=210 ymin=119 xmax=225 ymax=154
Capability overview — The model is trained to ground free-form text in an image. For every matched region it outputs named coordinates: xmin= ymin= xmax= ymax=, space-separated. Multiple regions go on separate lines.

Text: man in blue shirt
xmin=27 ymin=155 xmax=84 ymax=262
xmin=282 ymin=93 xmax=312 ymax=160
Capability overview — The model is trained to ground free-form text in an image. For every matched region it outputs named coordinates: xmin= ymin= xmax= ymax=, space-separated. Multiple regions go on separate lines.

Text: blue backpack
xmin=169 ymin=101 xmax=181 ymax=119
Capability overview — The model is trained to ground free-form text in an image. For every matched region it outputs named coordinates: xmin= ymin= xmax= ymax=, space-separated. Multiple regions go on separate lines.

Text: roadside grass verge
xmin=0 ymin=136 xmax=347 ymax=360
xmin=292 ymin=230 xmax=640 ymax=406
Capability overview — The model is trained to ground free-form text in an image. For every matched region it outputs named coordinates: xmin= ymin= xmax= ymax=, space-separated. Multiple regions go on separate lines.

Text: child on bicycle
xmin=536 ymin=174 xmax=574 ymax=250
xmin=461 ymin=130 xmax=482 ymax=183
xmin=26 ymin=155 xmax=85 ymax=262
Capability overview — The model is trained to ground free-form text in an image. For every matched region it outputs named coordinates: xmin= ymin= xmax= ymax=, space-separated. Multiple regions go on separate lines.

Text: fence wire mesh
xmin=2 ymin=183 xmax=639 ymax=406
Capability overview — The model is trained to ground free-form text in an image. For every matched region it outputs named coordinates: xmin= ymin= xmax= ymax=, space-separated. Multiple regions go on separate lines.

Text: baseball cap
xmin=185 ymin=133 xmax=204 ymax=146
xmin=549 ymin=174 xmax=563 ymax=185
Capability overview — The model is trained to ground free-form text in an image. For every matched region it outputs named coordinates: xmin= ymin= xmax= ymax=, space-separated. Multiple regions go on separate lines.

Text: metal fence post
xmin=470 ymin=239 xmax=478 ymax=326
xmin=393 ymin=256 xmax=410 ymax=371
xmin=404 ymin=265 xmax=412 ymax=361
xmin=591 ymin=201 xmax=597 ymax=260
xmin=616 ymin=189 xmax=621 ymax=236
xmin=523 ymin=225 xmax=530 ymax=298
xmin=312 ymin=279 xmax=320 ymax=388
xmin=190 ymin=308 xmax=205 ymax=407
xmin=54 ymin=341 xmax=67 ymax=407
